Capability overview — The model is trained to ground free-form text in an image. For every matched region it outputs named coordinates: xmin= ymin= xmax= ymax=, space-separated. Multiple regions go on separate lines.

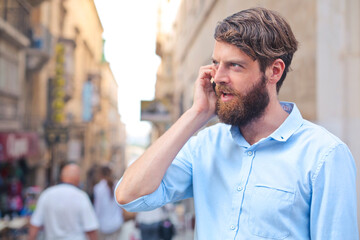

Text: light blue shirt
xmin=117 ymin=102 xmax=358 ymax=239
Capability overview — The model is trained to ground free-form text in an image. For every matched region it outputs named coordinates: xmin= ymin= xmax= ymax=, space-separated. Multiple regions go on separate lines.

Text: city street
xmin=119 ymin=220 xmax=194 ymax=240
xmin=0 ymin=0 xmax=359 ymax=239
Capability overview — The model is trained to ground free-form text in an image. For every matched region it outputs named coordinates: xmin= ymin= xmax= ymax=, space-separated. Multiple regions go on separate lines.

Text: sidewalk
xmin=173 ymin=229 xmax=194 ymax=240
xmin=119 ymin=220 xmax=194 ymax=240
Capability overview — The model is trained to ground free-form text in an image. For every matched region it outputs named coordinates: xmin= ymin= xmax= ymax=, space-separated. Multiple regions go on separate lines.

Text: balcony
xmin=0 ymin=0 xmax=31 ymax=37
xmin=26 ymin=24 xmax=53 ymax=72
xmin=141 ymin=99 xmax=172 ymax=123
xmin=26 ymin=0 xmax=48 ymax=7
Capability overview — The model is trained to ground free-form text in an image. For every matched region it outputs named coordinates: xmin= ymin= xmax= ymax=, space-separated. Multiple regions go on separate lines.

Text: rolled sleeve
xmin=114 ymin=177 xmax=163 ymax=212
xmin=80 ymin=194 xmax=99 ymax=231
xmin=30 ymin=194 xmax=45 ymax=227
xmin=115 ymin=138 xmax=195 ymax=212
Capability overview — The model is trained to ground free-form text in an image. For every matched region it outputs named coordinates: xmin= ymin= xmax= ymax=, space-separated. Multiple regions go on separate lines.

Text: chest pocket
xmin=248 ymin=184 xmax=295 ymax=239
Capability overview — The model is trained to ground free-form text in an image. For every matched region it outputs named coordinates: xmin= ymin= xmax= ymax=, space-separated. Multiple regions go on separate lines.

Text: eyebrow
xmin=211 ymin=57 xmax=248 ymax=66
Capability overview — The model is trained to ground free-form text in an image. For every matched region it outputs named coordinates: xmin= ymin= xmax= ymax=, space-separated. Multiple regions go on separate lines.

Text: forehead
xmin=212 ymin=41 xmax=254 ymax=63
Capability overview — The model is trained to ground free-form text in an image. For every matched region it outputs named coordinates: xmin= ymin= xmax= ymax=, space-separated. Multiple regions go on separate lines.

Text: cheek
xmin=234 ymin=72 xmax=266 ymax=92
xmin=230 ymin=74 xmax=252 ymax=90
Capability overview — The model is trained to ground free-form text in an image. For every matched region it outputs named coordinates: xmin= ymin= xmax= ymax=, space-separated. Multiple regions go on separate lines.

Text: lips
xmin=216 ymin=86 xmax=235 ymax=101
xmin=221 ymin=92 xmax=234 ymax=101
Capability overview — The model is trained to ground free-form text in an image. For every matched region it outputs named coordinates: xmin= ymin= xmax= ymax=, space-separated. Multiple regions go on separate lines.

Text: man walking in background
xmin=28 ymin=163 xmax=99 ymax=240
xmin=93 ymin=166 xmax=124 ymax=240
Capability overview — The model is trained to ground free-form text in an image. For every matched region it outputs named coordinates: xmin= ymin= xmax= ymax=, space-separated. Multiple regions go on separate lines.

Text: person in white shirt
xmin=28 ymin=163 xmax=99 ymax=240
xmin=136 ymin=208 xmax=165 ymax=240
xmin=93 ymin=166 xmax=124 ymax=240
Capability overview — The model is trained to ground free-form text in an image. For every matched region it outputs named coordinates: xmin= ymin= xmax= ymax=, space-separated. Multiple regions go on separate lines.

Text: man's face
xmin=212 ymin=41 xmax=270 ymax=127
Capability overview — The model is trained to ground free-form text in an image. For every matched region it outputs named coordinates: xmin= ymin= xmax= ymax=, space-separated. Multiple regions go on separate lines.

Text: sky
xmin=94 ymin=0 xmax=161 ymax=146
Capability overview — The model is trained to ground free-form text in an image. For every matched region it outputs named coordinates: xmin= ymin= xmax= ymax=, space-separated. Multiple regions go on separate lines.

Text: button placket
xmin=227 ymin=148 xmax=255 ymax=238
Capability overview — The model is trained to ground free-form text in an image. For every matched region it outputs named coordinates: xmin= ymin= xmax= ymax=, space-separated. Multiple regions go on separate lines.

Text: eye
xmin=212 ymin=59 xmax=219 ymax=66
xmin=230 ymin=62 xmax=242 ymax=68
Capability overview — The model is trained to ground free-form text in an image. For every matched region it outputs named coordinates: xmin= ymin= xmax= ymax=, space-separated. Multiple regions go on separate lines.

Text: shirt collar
xmin=229 ymin=101 xmax=304 ymax=146
xmin=270 ymin=102 xmax=304 ymax=142
xmin=230 ymin=124 xmax=250 ymax=147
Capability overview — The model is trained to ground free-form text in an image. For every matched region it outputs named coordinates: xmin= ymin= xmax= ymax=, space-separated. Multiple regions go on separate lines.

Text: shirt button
xmin=247 ymin=151 xmax=253 ymax=156
xmin=237 ymin=186 xmax=243 ymax=191
xmin=230 ymin=225 xmax=236 ymax=230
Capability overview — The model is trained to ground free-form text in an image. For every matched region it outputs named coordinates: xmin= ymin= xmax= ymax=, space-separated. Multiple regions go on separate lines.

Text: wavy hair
xmin=214 ymin=7 xmax=298 ymax=93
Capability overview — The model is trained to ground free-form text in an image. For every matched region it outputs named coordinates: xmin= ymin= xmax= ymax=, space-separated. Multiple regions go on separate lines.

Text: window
xmin=0 ymin=44 xmax=20 ymax=95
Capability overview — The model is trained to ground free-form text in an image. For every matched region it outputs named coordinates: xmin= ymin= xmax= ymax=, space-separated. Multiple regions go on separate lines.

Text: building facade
xmin=0 ymin=0 xmax=45 ymax=217
xmin=0 ymin=0 xmax=126 ymax=217
xmin=29 ymin=0 xmax=126 ymax=184
xmin=154 ymin=0 xmax=360 ymax=233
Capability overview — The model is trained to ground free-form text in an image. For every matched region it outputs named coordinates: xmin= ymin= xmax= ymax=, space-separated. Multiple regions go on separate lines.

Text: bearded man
xmin=115 ymin=7 xmax=358 ymax=239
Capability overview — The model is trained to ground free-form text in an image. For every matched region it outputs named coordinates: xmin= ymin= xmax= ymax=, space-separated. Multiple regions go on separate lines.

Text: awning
xmin=141 ymin=99 xmax=172 ymax=123
xmin=0 ymin=132 xmax=40 ymax=162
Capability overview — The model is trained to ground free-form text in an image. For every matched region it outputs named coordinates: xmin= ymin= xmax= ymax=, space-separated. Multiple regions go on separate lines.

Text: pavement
xmin=173 ymin=230 xmax=194 ymax=240
xmin=119 ymin=220 xmax=194 ymax=240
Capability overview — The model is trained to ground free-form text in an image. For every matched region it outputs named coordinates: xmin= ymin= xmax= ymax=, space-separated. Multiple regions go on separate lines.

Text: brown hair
xmin=100 ymin=166 xmax=113 ymax=197
xmin=214 ymin=7 xmax=298 ymax=93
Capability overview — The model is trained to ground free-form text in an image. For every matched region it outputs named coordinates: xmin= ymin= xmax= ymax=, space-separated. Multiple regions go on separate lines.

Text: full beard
xmin=215 ymin=75 xmax=270 ymax=127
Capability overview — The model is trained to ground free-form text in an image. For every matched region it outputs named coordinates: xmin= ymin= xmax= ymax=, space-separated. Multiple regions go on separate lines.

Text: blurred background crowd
xmin=0 ymin=0 xmax=359 ymax=239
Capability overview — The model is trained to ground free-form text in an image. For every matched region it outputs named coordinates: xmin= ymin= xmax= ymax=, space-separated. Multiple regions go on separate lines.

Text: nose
xmin=213 ymin=63 xmax=229 ymax=85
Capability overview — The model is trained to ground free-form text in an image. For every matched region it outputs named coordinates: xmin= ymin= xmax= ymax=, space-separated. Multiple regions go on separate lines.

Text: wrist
xmin=187 ymin=106 xmax=215 ymax=126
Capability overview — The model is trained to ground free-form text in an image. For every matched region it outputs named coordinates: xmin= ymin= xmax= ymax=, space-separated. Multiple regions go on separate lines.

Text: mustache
xmin=215 ymin=84 xmax=238 ymax=96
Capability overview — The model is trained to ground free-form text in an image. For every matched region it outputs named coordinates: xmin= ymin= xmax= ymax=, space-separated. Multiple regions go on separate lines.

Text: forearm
xmin=27 ymin=225 xmax=40 ymax=240
xmin=116 ymin=107 xmax=212 ymax=204
xmin=86 ymin=230 xmax=98 ymax=240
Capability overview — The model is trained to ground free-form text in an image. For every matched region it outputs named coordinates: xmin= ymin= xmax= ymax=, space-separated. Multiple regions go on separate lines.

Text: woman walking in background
xmin=94 ymin=166 xmax=124 ymax=240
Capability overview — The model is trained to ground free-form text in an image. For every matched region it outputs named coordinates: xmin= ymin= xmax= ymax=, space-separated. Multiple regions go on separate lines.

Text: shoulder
xmin=297 ymin=120 xmax=345 ymax=147
xmin=39 ymin=185 xmax=61 ymax=197
xmin=68 ymin=187 xmax=92 ymax=205
xmin=296 ymin=120 xmax=354 ymax=179
xmin=288 ymin=118 xmax=352 ymax=163
xmin=196 ymin=122 xmax=230 ymax=139
xmin=57 ymin=184 xmax=90 ymax=199
xmin=178 ymin=123 xmax=231 ymax=159
xmin=182 ymin=123 xmax=230 ymax=151
xmin=36 ymin=185 xmax=69 ymax=203
xmin=94 ymin=180 xmax=107 ymax=193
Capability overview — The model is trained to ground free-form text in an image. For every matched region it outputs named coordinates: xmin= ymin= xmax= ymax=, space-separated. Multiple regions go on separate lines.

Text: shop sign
xmin=50 ymin=43 xmax=66 ymax=123
xmin=44 ymin=126 xmax=69 ymax=145
xmin=0 ymin=133 xmax=40 ymax=162
xmin=141 ymin=99 xmax=172 ymax=123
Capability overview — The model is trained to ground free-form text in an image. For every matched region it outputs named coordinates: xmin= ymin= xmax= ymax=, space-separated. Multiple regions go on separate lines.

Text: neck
xmin=62 ymin=180 xmax=78 ymax=186
xmin=239 ymin=100 xmax=288 ymax=145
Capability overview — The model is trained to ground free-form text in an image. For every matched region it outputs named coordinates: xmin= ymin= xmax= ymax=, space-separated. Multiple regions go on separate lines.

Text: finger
xmin=198 ymin=66 xmax=214 ymax=81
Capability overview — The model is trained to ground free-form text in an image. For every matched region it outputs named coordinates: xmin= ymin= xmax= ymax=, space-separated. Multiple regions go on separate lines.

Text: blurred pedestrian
xmin=115 ymin=7 xmax=358 ymax=239
xmin=158 ymin=204 xmax=175 ymax=240
xmin=93 ymin=166 xmax=123 ymax=240
xmin=28 ymin=163 xmax=99 ymax=240
xmin=136 ymin=208 xmax=164 ymax=240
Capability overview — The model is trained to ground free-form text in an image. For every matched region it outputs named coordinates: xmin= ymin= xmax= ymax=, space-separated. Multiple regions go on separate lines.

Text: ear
xmin=267 ymin=59 xmax=285 ymax=84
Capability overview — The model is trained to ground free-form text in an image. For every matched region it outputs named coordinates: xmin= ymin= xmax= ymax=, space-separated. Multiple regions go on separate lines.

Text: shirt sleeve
xmin=80 ymin=193 xmax=99 ymax=232
xmin=116 ymin=136 xmax=196 ymax=212
xmin=310 ymin=143 xmax=359 ymax=239
xmin=30 ymin=193 xmax=45 ymax=227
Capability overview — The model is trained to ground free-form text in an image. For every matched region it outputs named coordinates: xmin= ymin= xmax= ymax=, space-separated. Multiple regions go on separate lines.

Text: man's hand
xmin=116 ymin=65 xmax=217 ymax=205
xmin=191 ymin=65 xmax=217 ymax=120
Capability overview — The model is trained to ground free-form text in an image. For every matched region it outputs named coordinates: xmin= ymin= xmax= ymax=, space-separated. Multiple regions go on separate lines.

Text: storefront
xmin=0 ymin=132 xmax=40 ymax=217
